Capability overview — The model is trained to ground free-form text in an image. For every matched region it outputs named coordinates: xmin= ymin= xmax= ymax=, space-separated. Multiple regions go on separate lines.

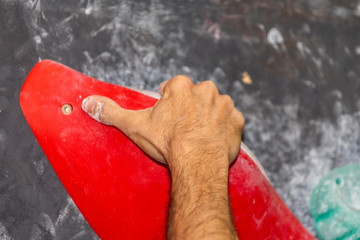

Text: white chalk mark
xmin=32 ymin=159 xmax=44 ymax=175
xmin=0 ymin=222 xmax=13 ymax=240
xmin=267 ymin=27 xmax=284 ymax=50
xmin=356 ymin=3 xmax=360 ymax=16
xmin=56 ymin=197 xmax=85 ymax=228
xmin=40 ymin=213 xmax=56 ymax=237
xmin=69 ymin=230 xmax=87 ymax=240
xmin=355 ymin=46 xmax=360 ymax=55
xmin=296 ymin=41 xmax=312 ymax=57
xmin=56 ymin=197 xmax=73 ymax=227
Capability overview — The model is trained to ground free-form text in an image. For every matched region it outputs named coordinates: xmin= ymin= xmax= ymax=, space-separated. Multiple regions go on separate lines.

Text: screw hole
xmin=62 ymin=104 xmax=72 ymax=115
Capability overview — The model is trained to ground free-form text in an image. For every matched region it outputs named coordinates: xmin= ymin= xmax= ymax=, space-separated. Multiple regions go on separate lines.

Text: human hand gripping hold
xmin=82 ymin=75 xmax=244 ymax=240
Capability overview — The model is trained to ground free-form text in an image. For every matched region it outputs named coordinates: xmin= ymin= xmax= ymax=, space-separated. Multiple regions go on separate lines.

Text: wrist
xmin=169 ymin=153 xmax=230 ymax=203
xmin=169 ymin=154 xmax=229 ymax=183
xmin=167 ymin=154 xmax=236 ymax=239
xmin=167 ymin=142 xmax=230 ymax=171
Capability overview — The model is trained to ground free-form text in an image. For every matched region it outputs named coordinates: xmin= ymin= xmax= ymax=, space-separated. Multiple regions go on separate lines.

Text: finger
xmin=82 ymin=95 xmax=168 ymax=163
xmin=162 ymin=75 xmax=194 ymax=96
xmin=195 ymin=80 xmax=220 ymax=102
xmin=195 ymin=80 xmax=219 ymax=95
xmin=158 ymin=80 xmax=169 ymax=96
xmin=234 ymin=110 xmax=245 ymax=133
xmin=82 ymin=95 xmax=150 ymax=134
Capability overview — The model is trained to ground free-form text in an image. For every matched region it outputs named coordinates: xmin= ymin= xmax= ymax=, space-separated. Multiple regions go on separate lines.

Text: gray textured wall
xmin=1 ymin=0 xmax=360 ymax=239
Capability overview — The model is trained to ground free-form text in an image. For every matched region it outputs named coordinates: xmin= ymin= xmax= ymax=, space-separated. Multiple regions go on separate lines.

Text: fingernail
xmin=82 ymin=97 xmax=96 ymax=114
xmin=82 ymin=97 xmax=104 ymax=123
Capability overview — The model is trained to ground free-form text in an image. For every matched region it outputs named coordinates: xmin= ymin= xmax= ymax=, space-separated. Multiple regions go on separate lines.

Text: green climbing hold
xmin=310 ymin=165 xmax=360 ymax=240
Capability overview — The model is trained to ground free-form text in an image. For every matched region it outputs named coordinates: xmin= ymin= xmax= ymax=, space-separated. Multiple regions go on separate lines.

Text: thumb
xmin=82 ymin=95 xmax=148 ymax=133
xmin=82 ymin=95 xmax=166 ymax=163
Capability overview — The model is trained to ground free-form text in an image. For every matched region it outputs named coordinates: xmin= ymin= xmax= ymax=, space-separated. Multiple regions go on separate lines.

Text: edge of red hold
xmin=20 ymin=60 xmax=314 ymax=240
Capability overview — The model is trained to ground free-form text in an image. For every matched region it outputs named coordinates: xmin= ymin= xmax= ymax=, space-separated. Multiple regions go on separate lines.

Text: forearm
xmin=167 ymin=155 xmax=238 ymax=240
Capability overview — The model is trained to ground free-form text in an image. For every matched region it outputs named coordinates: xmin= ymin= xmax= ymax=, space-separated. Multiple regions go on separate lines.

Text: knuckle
xmin=98 ymin=101 xmax=111 ymax=124
xmin=96 ymin=106 xmax=106 ymax=123
xmin=174 ymin=75 xmax=192 ymax=84
xmin=220 ymin=94 xmax=234 ymax=106
xmin=196 ymin=81 xmax=219 ymax=97
xmin=170 ymin=75 xmax=193 ymax=90
xmin=200 ymin=80 xmax=217 ymax=90
xmin=239 ymin=112 xmax=245 ymax=124
xmin=235 ymin=111 xmax=245 ymax=128
xmin=174 ymin=74 xmax=190 ymax=81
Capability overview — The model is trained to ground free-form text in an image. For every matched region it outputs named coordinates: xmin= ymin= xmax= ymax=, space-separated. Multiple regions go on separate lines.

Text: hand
xmin=82 ymin=75 xmax=244 ymax=169
xmin=82 ymin=75 xmax=244 ymax=239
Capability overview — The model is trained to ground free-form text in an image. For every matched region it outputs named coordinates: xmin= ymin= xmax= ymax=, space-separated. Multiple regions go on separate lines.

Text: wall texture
xmin=1 ymin=0 xmax=359 ymax=239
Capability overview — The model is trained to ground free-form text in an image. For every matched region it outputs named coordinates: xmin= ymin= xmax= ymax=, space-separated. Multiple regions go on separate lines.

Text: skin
xmin=82 ymin=75 xmax=244 ymax=240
